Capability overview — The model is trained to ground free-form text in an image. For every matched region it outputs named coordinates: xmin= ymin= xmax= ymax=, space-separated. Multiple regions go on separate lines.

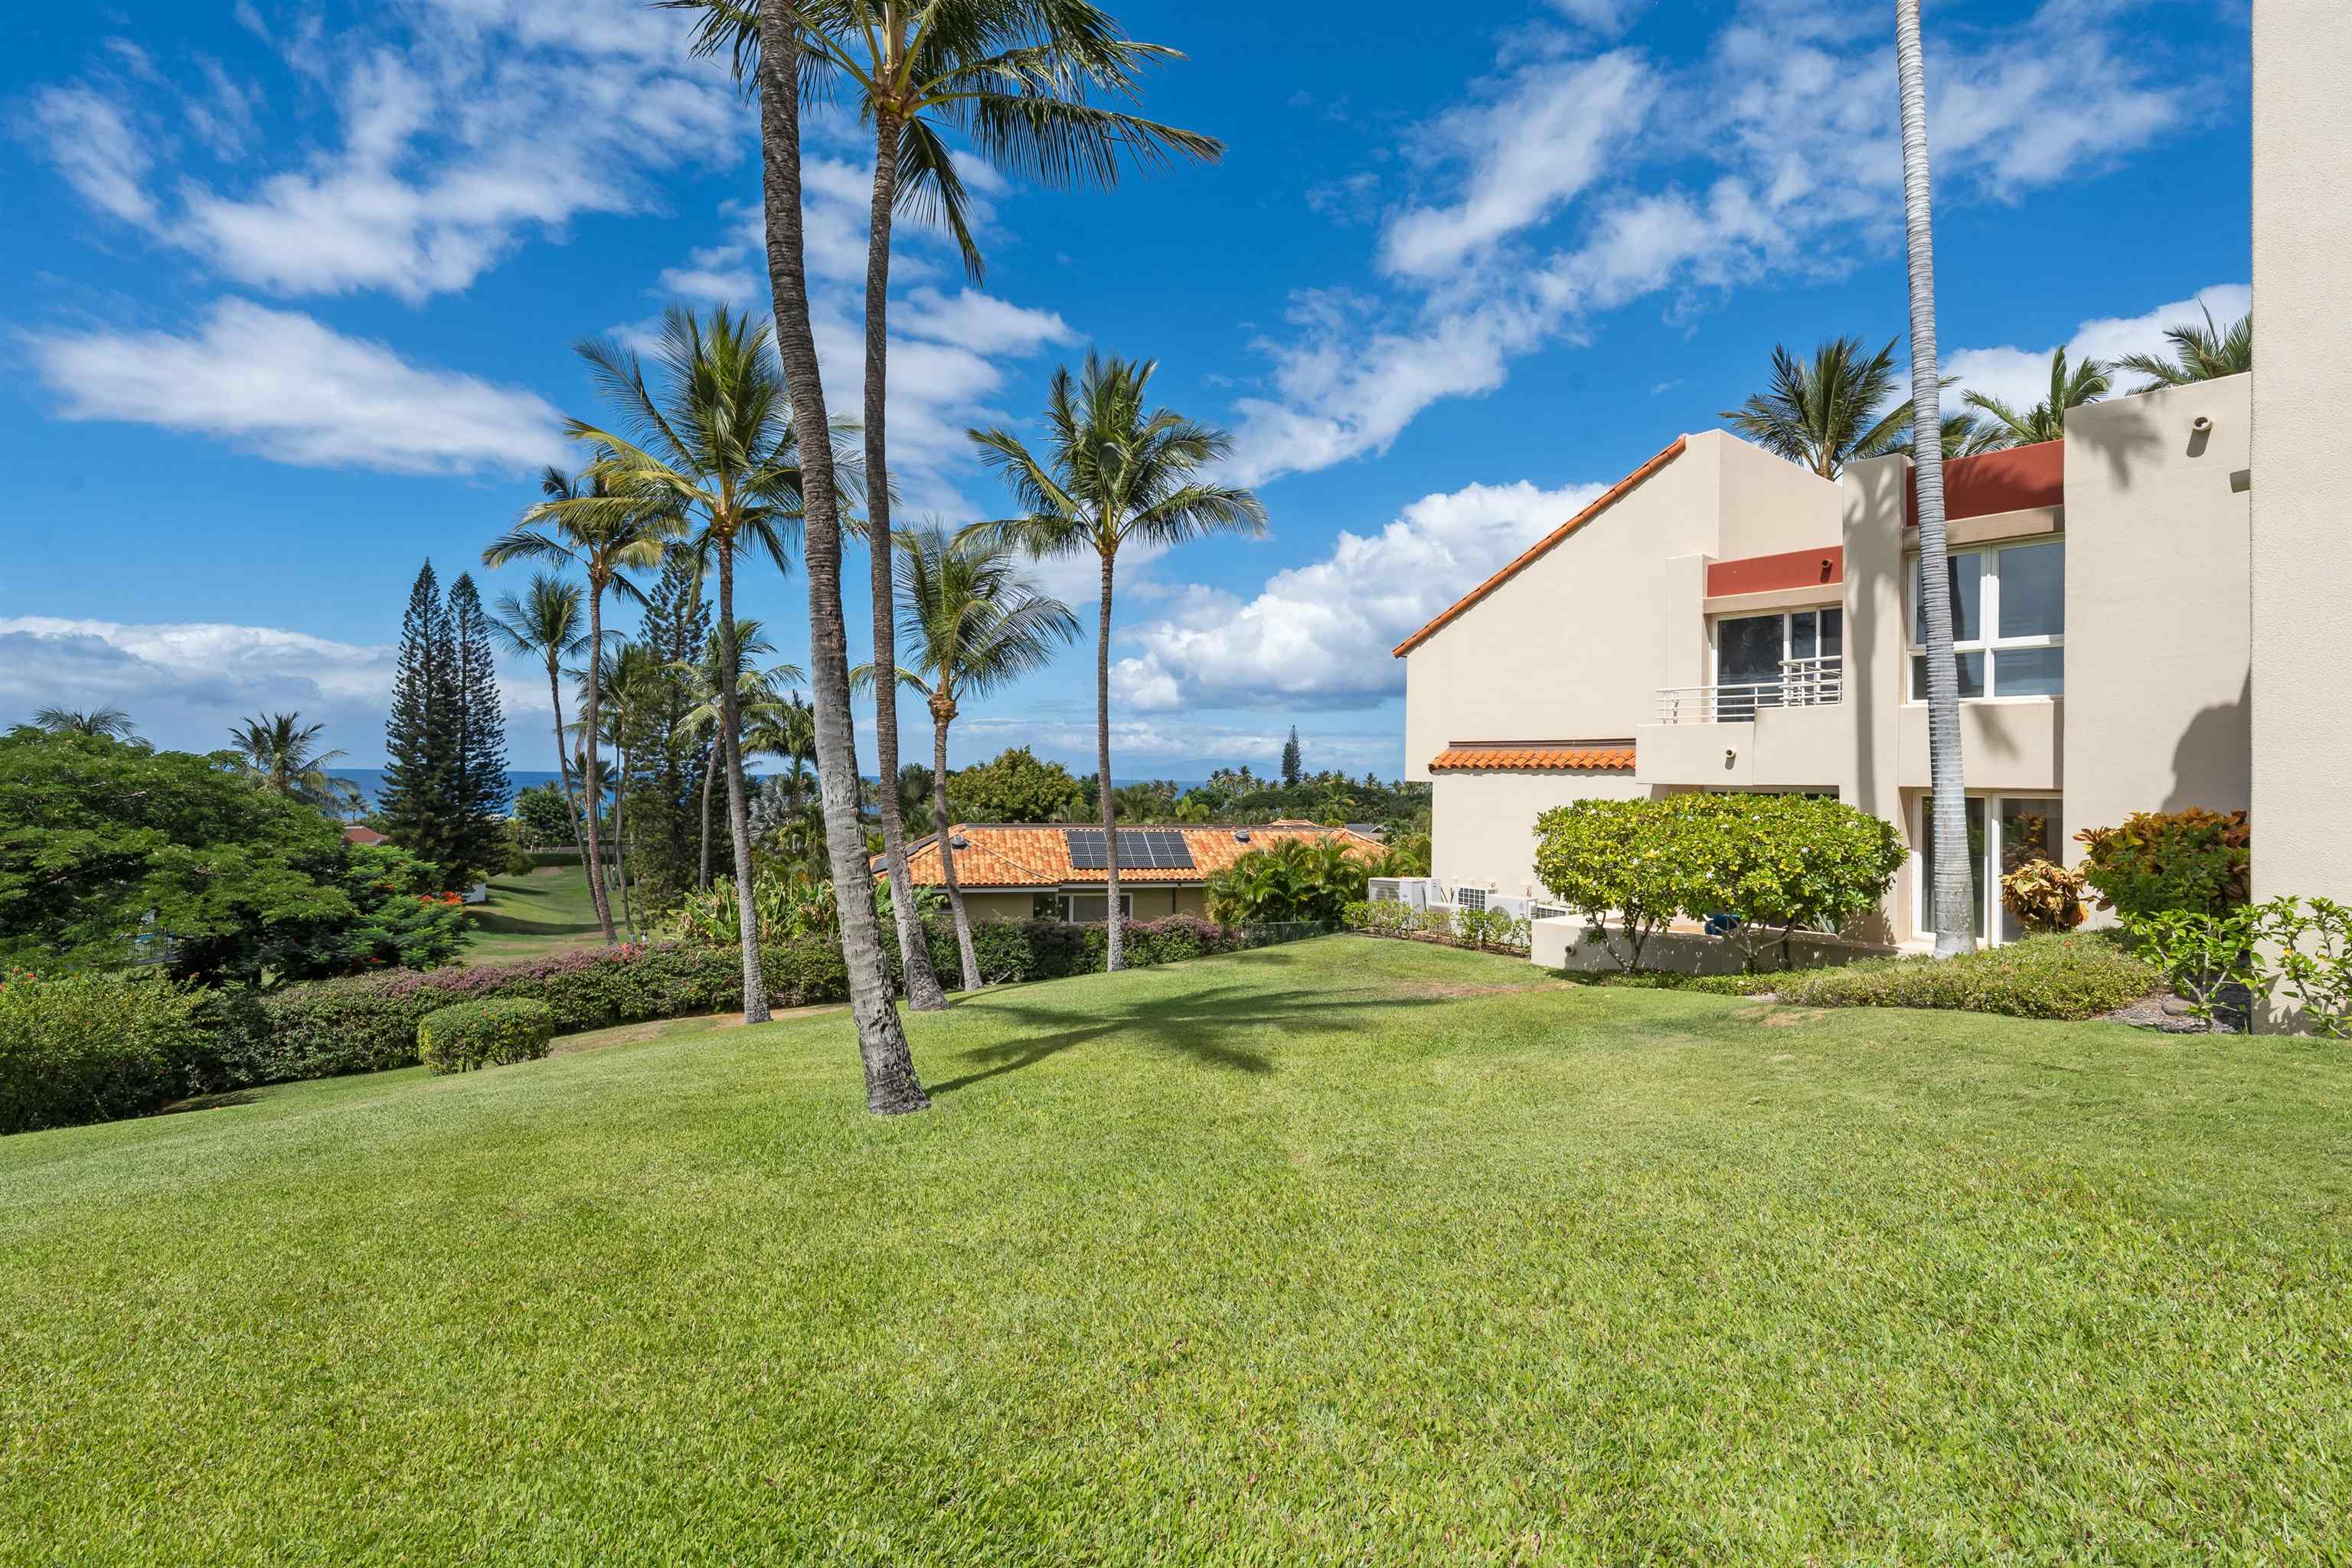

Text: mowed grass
xmin=5 ymin=938 xmax=2351 ymax=1564
xmin=459 ymin=864 xmax=609 ymax=964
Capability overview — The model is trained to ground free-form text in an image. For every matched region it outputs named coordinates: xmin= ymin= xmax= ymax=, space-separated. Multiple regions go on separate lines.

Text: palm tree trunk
xmin=549 ymin=664 xmax=596 ymax=917
xmin=580 ymin=586 xmax=619 ymax=945
xmin=863 ymin=106 xmax=948 ymax=1014
xmin=614 ymin=735 xmax=634 ymax=941
xmin=1096 ymin=548 xmax=1123 ymax=971
xmin=1896 ymin=0 xmax=1974 ymax=957
xmin=933 ymin=707 xmax=979 ymax=991
xmin=697 ymin=741 xmax=718 ymax=891
xmin=716 ymin=542 xmax=771 ymax=1021
xmin=753 ymin=3 xmax=928 ymax=1116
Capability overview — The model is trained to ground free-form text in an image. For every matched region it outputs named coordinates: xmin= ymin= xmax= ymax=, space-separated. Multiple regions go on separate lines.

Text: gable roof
xmin=1391 ymin=436 xmax=1687 ymax=658
xmin=877 ymin=822 xmax=1388 ymax=890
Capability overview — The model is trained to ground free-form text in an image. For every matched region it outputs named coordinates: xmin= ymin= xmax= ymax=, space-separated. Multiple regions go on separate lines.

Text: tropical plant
xmin=1205 ymin=838 xmax=1367 ymax=927
xmin=968 ymin=351 xmax=1266 ymax=969
xmin=2127 ymin=906 xmax=2263 ymax=1032
xmin=1719 ymin=338 xmax=1912 ymax=479
xmin=2257 ymin=896 xmax=2352 ymax=1040
xmin=572 ymin=641 xmax=668 ymax=940
xmin=490 ymin=573 xmax=595 ymax=883
xmin=662 ymin=0 xmax=932 ymax=1112
xmin=1895 ymin=0 xmax=1972 ymax=957
xmin=2000 ymin=858 xmax=2089 ymax=935
xmin=32 ymin=705 xmax=139 ymax=742
xmin=1959 ymin=347 xmax=2110 ymax=449
xmin=2118 ymin=303 xmax=2252 ymax=392
xmin=867 ymin=524 xmax=1078 ymax=989
xmin=666 ymin=865 xmax=841 ymax=949
xmin=2076 ymin=808 xmax=2251 ymax=920
xmin=227 ymin=711 xmax=359 ymax=813
xmin=947 ymin=745 xmax=1085 ymax=822
xmin=485 ymin=467 xmax=675 ymax=945
xmin=792 ymin=0 xmax=1217 ymax=1016
xmin=672 ymin=619 xmax=802 ymax=892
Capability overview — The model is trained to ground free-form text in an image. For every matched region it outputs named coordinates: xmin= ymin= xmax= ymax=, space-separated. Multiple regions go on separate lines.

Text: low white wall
xmin=1529 ymin=916 xmax=1896 ymax=974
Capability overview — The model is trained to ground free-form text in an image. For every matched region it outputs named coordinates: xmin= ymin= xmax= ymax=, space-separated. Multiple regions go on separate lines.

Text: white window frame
xmin=1057 ymin=891 xmax=1133 ymax=923
xmin=1910 ymin=792 xmax=2064 ymax=946
xmin=1906 ymin=538 xmax=2063 ymax=702
xmin=1710 ymin=605 xmax=1845 ymax=681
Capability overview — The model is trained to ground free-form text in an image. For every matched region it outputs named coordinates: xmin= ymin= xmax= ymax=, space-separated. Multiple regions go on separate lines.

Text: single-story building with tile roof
xmin=341 ymin=825 xmax=387 ymax=846
xmin=874 ymin=819 xmax=1387 ymax=923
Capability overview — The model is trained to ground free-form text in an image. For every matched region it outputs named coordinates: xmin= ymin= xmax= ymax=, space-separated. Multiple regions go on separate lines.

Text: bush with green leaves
xmin=1206 ymin=838 xmax=1368 ymax=926
xmin=417 ymin=999 xmax=556 ymax=1074
xmin=1772 ymin=933 xmax=2158 ymax=1021
xmin=2260 ymin=897 xmax=2352 ymax=1039
xmin=2125 ymin=906 xmax=2262 ymax=1031
xmin=2132 ymin=897 xmax=2352 ymax=1037
xmin=1666 ymin=794 xmax=1907 ymax=971
xmin=1534 ymin=798 xmax=1690 ymax=972
xmin=2075 ymin=808 xmax=2249 ymax=920
xmin=0 ymin=968 xmax=208 ymax=1135
xmin=2001 ymin=858 xmax=2089 ymax=935
xmin=511 ymin=783 xmax=577 ymax=849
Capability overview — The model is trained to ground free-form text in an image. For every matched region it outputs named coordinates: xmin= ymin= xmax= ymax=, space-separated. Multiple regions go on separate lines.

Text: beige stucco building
xmin=1395 ymin=374 xmax=2254 ymax=952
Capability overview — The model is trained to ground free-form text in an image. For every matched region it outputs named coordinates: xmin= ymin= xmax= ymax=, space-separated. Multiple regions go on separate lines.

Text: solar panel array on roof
xmin=1062 ymin=828 xmax=1196 ymax=870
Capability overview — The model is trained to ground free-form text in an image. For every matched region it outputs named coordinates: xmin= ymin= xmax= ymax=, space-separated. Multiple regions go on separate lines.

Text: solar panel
xmin=1062 ymin=828 xmax=1197 ymax=870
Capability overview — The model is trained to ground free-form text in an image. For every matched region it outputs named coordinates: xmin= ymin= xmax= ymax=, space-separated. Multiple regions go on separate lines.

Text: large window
xmin=1056 ymin=893 xmax=1133 ymax=923
xmin=1914 ymin=793 xmax=2063 ymax=944
xmin=1713 ymin=607 xmax=1844 ymax=714
xmin=1908 ymin=539 xmax=2063 ymax=699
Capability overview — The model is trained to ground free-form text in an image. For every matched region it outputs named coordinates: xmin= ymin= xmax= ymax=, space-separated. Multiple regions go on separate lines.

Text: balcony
xmin=1655 ymin=655 xmax=1844 ymax=724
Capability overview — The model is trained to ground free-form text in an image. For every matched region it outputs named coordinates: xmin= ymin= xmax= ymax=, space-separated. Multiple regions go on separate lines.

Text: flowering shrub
xmin=0 ymin=968 xmax=207 ymax=1135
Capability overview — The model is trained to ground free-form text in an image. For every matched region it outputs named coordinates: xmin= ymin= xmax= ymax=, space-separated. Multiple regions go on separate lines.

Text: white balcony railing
xmin=1656 ymin=655 xmax=1844 ymax=724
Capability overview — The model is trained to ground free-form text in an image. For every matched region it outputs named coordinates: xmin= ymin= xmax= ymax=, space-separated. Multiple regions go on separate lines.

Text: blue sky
xmin=2 ymin=0 xmax=2251 ymax=778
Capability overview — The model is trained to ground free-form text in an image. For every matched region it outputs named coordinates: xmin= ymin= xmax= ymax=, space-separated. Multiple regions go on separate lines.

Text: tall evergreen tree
xmin=1281 ymin=727 xmax=1302 ymax=787
xmin=446 ymin=573 xmax=511 ymax=887
xmin=629 ymin=554 xmax=713 ymax=916
xmin=381 ymin=563 xmax=464 ymax=880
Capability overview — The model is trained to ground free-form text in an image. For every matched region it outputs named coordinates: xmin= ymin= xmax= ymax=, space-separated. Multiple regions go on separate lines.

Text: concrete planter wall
xmin=1530 ymin=916 xmax=1896 ymax=975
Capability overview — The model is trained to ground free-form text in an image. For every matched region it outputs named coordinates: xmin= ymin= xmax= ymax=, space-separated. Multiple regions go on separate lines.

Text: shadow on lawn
xmin=469 ymin=913 xmax=602 ymax=939
xmin=929 ymin=981 xmax=1452 ymax=1096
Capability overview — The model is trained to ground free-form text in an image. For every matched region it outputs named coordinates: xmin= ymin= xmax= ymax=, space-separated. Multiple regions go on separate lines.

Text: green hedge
xmin=1769 ymin=933 xmax=2158 ymax=1021
xmin=419 ymin=999 xmax=556 ymax=1074
xmin=0 ymin=969 xmax=209 ymax=1135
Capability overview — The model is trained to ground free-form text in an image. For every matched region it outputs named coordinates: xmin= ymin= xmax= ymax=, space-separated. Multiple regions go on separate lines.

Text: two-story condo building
xmin=1393 ymin=373 xmax=2253 ymax=952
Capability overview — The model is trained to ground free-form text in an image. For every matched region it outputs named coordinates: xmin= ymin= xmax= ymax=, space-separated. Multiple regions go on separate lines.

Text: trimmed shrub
xmin=2001 ymin=858 xmax=2089 ymax=935
xmin=1772 ymin=933 xmax=2158 ymax=1021
xmin=2076 ymin=808 xmax=2249 ymax=920
xmin=418 ymin=999 xmax=556 ymax=1074
xmin=0 ymin=969 xmax=207 ymax=1135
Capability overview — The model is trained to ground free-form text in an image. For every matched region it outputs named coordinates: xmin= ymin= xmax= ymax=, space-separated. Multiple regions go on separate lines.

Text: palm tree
xmin=871 ymin=524 xmax=1077 ymax=988
xmin=33 ymin=705 xmax=137 ymax=741
xmin=488 ymin=573 xmax=595 ymax=905
xmin=228 ymin=711 xmax=358 ymax=812
xmin=484 ymin=466 xmax=674 ymax=946
xmin=2118 ymin=302 xmax=2252 ymax=391
xmin=548 ymin=307 xmax=818 ymax=1023
xmin=1960 ymin=347 xmax=2110 ymax=449
xmin=1896 ymin=0 xmax=1973 ymax=956
xmin=674 ymin=619 xmax=805 ymax=890
xmin=968 ymin=352 xmax=1266 ymax=969
xmin=800 ymin=0 xmax=1221 ymax=1017
xmin=1720 ymin=338 xmax=1913 ymax=478
xmin=662 ymin=0 xmax=932 ymax=1113
xmin=582 ymin=641 xmax=666 ymax=940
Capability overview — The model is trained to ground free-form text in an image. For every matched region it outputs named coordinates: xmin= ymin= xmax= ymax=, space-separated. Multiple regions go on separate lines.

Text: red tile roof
xmin=879 ymin=822 xmax=1387 ymax=889
xmin=342 ymin=825 xmax=387 ymax=845
xmin=1428 ymin=743 xmax=1636 ymax=773
xmin=1392 ymin=437 xmax=1687 ymax=658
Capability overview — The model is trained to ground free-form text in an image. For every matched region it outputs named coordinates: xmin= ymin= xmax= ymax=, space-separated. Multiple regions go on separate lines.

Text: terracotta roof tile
xmin=880 ymin=822 xmax=1389 ymax=889
xmin=1428 ymin=743 xmax=1635 ymax=773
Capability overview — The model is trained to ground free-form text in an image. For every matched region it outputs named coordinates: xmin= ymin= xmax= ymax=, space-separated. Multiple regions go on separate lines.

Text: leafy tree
xmin=446 ymin=572 xmax=512 ymax=888
xmin=969 ymin=352 xmax=1266 ymax=969
xmin=379 ymin=563 xmax=466 ymax=882
xmin=874 ymin=524 xmax=1077 ymax=988
xmin=629 ymin=550 xmax=717 ymax=918
xmin=2118 ymin=303 xmax=2252 ymax=391
xmin=1670 ymin=795 xmax=1906 ymax=972
xmin=797 ymin=0 xmax=1219 ymax=1020
xmin=485 ymin=467 xmax=675 ymax=946
xmin=1280 ymin=727 xmax=1302 ymax=786
xmin=489 ymin=573 xmax=594 ymax=891
xmin=1959 ymin=347 xmax=2109 ymax=450
xmin=1720 ymin=338 xmax=1910 ymax=478
xmin=949 ymin=746 xmax=1086 ymax=823
xmin=661 ymin=0 xmax=929 ymax=1112
xmin=1206 ymin=838 xmax=1367 ymax=926
xmin=1534 ymin=798 xmax=1692 ymax=973
xmin=512 ymin=782 xmax=577 ymax=849
xmin=228 ymin=712 xmax=360 ymax=813
xmin=33 ymin=706 xmax=139 ymax=743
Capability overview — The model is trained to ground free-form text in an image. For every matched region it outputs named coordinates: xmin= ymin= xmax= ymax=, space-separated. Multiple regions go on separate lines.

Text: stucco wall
xmin=954 ymin=885 xmax=1206 ymax=923
xmin=1431 ymin=770 xmax=1650 ymax=898
xmin=2065 ymin=377 xmax=2252 ymax=844
xmin=2250 ymin=2 xmax=2352 ymax=916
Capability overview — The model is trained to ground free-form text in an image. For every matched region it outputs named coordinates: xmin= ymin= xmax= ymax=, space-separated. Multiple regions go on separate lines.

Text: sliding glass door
xmin=1916 ymin=793 xmax=2063 ymax=945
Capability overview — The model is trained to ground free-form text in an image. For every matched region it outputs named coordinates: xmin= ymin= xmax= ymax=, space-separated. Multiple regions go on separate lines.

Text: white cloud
xmin=1943 ymin=283 xmax=2250 ymax=416
xmin=1112 ymin=478 xmax=1608 ymax=712
xmin=22 ymin=85 xmax=154 ymax=223
xmin=28 ymin=299 xmax=569 ymax=475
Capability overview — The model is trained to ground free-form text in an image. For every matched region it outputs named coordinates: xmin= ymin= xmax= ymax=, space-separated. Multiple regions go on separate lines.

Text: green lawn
xmin=5 ymin=938 xmax=2350 ymax=1563
xmin=459 ymin=864 xmax=610 ymax=964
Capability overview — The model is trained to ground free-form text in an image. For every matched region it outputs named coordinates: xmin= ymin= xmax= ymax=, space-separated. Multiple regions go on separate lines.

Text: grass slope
xmin=459 ymin=865 xmax=610 ymax=965
xmin=5 ymin=938 xmax=2350 ymax=1564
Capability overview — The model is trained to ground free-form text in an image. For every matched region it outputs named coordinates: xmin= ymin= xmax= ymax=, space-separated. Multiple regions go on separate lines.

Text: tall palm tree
xmin=484 ymin=466 xmax=675 ymax=946
xmin=579 ymin=641 xmax=666 ymax=941
xmin=227 ymin=711 xmax=359 ymax=812
xmin=867 ymin=523 xmax=1077 ymax=988
xmin=550 ymin=307 xmax=817 ymax=1022
xmin=32 ymin=705 xmax=137 ymax=741
xmin=1896 ymin=0 xmax=1972 ymax=956
xmin=968 ymin=352 xmax=1266 ymax=969
xmin=1960 ymin=347 xmax=2110 ymax=449
xmin=799 ymin=0 xmax=1221 ymax=1015
xmin=674 ymin=619 xmax=804 ymax=890
xmin=2118 ymin=302 xmax=2252 ymax=391
xmin=1720 ymin=338 xmax=1913 ymax=478
xmin=662 ymin=0 xmax=933 ymax=1113
xmin=489 ymin=573 xmax=595 ymax=905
